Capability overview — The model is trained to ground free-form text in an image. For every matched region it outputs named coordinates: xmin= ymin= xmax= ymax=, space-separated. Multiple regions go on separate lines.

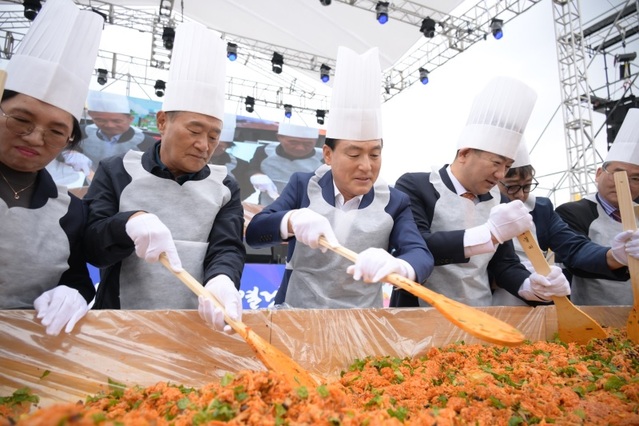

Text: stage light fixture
xmin=419 ymin=68 xmax=429 ymax=85
xmin=162 ymin=27 xmax=175 ymax=50
xmin=316 ymin=109 xmax=326 ymax=125
xmin=420 ymin=17 xmax=436 ymax=38
xmin=96 ymin=68 xmax=108 ymax=85
xmin=376 ymin=2 xmax=389 ymax=25
xmin=154 ymin=79 xmax=166 ymax=97
xmin=490 ymin=18 xmax=504 ymax=40
xmin=23 ymin=0 xmax=41 ymax=21
xmin=319 ymin=0 xmax=331 ymax=5
xmin=245 ymin=96 xmax=255 ymax=113
xmin=227 ymin=42 xmax=237 ymax=61
xmin=320 ymin=64 xmax=331 ymax=83
xmin=284 ymin=104 xmax=292 ymax=119
xmin=271 ymin=52 xmax=284 ymax=74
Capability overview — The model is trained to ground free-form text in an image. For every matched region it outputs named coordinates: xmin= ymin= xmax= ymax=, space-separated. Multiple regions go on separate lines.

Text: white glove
xmin=289 ymin=208 xmax=340 ymax=251
xmin=250 ymin=174 xmax=279 ymax=199
xmin=518 ymin=265 xmax=571 ymax=302
xmin=125 ymin=213 xmax=182 ymax=271
xmin=33 ymin=285 xmax=90 ymax=336
xmin=487 ymin=200 xmax=534 ymax=243
xmin=347 ymin=247 xmax=407 ymax=283
xmin=611 ymin=230 xmax=639 ymax=265
xmin=61 ymin=150 xmax=93 ymax=175
xmin=198 ymin=275 xmax=242 ymax=334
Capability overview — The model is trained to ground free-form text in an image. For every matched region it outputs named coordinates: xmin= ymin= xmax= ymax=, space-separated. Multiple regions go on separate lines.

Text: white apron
xmin=420 ymin=167 xmax=500 ymax=307
xmin=259 ymin=145 xmax=323 ymax=205
xmin=570 ymin=194 xmax=635 ymax=306
xmin=0 ymin=184 xmax=71 ymax=308
xmin=285 ymin=165 xmax=393 ymax=308
xmin=491 ymin=195 xmax=536 ymax=306
xmin=118 ymin=150 xmax=230 ymax=309
xmin=82 ymin=124 xmax=146 ymax=165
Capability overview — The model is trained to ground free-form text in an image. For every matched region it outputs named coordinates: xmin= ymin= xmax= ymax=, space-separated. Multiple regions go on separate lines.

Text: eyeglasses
xmin=0 ymin=108 xmax=72 ymax=148
xmin=499 ymin=179 xmax=538 ymax=194
xmin=602 ymin=163 xmax=639 ymax=187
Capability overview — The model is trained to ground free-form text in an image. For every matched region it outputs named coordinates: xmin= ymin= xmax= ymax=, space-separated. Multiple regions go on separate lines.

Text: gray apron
xmin=285 ymin=165 xmax=393 ymax=308
xmin=570 ymin=194 xmax=636 ymax=305
xmin=118 ymin=150 xmax=230 ymax=309
xmin=0 ymin=185 xmax=71 ymax=308
xmin=420 ymin=167 xmax=500 ymax=307
xmin=82 ymin=124 xmax=145 ymax=165
xmin=259 ymin=145 xmax=323 ymax=205
xmin=491 ymin=195 xmax=536 ymax=306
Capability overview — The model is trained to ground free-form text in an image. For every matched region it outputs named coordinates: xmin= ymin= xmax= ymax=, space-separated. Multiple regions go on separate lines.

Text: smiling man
xmin=245 ymin=46 xmax=434 ymax=308
xmin=391 ymin=76 xmax=571 ymax=308
xmin=83 ymin=22 xmax=245 ymax=331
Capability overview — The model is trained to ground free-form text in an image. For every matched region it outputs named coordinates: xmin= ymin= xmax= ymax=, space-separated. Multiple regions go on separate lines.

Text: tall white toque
xmin=220 ymin=113 xmax=237 ymax=143
xmin=326 ymin=46 xmax=383 ymax=141
xmin=457 ymin=76 xmax=538 ymax=161
xmin=162 ymin=21 xmax=227 ymax=121
xmin=511 ymin=141 xmax=532 ymax=168
xmin=86 ymin=90 xmax=131 ymax=114
xmin=605 ymin=108 xmax=639 ymax=167
xmin=4 ymin=0 xmax=103 ymax=121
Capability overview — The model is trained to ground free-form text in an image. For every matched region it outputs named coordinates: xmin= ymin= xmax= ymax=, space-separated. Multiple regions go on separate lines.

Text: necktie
xmin=461 ymin=192 xmax=476 ymax=202
xmin=610 ymin=209 xmax=622 ymax=222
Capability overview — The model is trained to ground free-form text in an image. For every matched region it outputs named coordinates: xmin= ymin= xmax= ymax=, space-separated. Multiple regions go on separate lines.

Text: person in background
xmin=83 ymin=22 xmax=245 ymax=333
xmin=391 ymin=76 xmax=570 ymax=308
xmin=247 ymin=122 xmax=322 ymax=205
xmin=245 ymin=46 xmax=434 ymax=308
xmin=209 ymin=112 xmax=252 ymax=199
xmin=0 ymin=0 xmax=102 ymax=335
xmin=555 ymin=108 xmax=639 ymax=305
xmin=492 ymin=142 xmax=639 ymax=305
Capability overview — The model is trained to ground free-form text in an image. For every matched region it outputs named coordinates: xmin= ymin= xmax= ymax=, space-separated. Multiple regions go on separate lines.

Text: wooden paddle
xmin=318 ymin=237 xmax=525 ymax=346
xmin=159 ymin=254 xmax=319 ymax=388
xmin=613 ymin=171 xmax=639 ymax=344
xmin=517 ymin=231 xmax=607 ymax=344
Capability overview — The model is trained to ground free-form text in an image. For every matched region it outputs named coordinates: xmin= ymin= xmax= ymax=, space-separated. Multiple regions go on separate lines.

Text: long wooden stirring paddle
xmin=613 ymin=171 xmax=639 ymax=344
xmin=517 ymin=231 xmax=607 ymax=344
xmin=159 ymin=254 xmax=319 ymax=388
xmin=318 ymin=237 xmax=525 ymax=346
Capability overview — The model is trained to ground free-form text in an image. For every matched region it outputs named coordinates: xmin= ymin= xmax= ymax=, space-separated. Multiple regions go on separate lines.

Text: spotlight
xmin=162 ymin=27 xmax=175 ymax=50
xmin=271 ymin=52 xmax=284 ymax=74
xmin=420 ymin=17 xmax=436 ymax=38
xmin=227 ymin=42 xmax=238 ymax=61
xmin=154 ymin=79 xmax=166 ymax=97
xmin=96 ymin=68 xmax=108 ymax=85
xmin=319 ymin=0 xmax=331 ymax=5
xmin=316 ymin=109 xmax=326 ymax=125
xmin=376 ymin=2 xmax=389 ymax=25
xmin=320 ymin=64 xmax=331 ymax=83
xmin=245 ymin=96 xmax=255 ymax=113
xmin=23 ymin=0 xmax=41 ymax=21
xmin=490 ymin=18 xmax=504 ymax=40
xmin=419 ymin=68 xmax=429 ymax=85
xmin=284 ymin=104 xmax=292 ymax=119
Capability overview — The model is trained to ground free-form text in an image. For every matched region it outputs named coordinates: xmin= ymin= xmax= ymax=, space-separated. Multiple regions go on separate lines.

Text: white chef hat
xmin=162 ymin=21 xmax=226 ymax=120
xmin=220 ymin=113 xmax=237 ymax=143
xmin=326 ymin=46 xmax=382 ymax=141
xmin=278 ymin=122 xmax=319 ymax=139
xmin=457 ymin=76 xmax=537 ymax=161
xmin=86 ymin=90 xmax=131 ymax=114
xmin=605 ymin=108 xmax=639 ymax=166
xmin=4 ymin=0 xmax=103 ymax=121
xmin=511 ymin=141 xmax=531 ymax=168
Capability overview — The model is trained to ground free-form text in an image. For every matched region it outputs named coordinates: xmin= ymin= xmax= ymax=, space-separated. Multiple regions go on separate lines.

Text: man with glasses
xmin=493 ymin=143 xmax=636 ymax=305
xmin=555 ymin=109 xmax=639 ymax=305
xmin=391 ymin=77 xmax=572 ymax=308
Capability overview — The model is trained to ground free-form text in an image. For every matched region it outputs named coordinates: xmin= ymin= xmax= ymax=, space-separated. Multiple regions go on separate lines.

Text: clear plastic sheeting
xmin=0 ymin=306 xmax=631 ymax=408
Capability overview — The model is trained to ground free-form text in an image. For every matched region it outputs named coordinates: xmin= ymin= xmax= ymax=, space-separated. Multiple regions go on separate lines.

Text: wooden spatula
xmin=613 ymin=171 xmax=639 ymax=344
xmin=159 ymin=254 xmax=319 ymax=388
xmin=517 ymin=231 xmax=607 ymax=344
xmin=318 ymin=237 xmax=525 ymax=346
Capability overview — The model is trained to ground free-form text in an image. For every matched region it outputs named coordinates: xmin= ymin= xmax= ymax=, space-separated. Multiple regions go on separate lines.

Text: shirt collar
xmin=596 ymin=193 xmax=618 ymax=216
xmin=153 ymin=143 xmax=198 ymax=184
xmin=96 ymin=128 xmax=122 ymax=144
xmin=333 ymin=180 xmax=363 ymax=210
xmin=446 ymin=165 xmax=471 ymax=196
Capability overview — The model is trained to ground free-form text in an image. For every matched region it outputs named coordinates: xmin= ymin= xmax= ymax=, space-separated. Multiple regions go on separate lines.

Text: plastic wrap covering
xmin=0 ymin=306 xmax=631 ymax=408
